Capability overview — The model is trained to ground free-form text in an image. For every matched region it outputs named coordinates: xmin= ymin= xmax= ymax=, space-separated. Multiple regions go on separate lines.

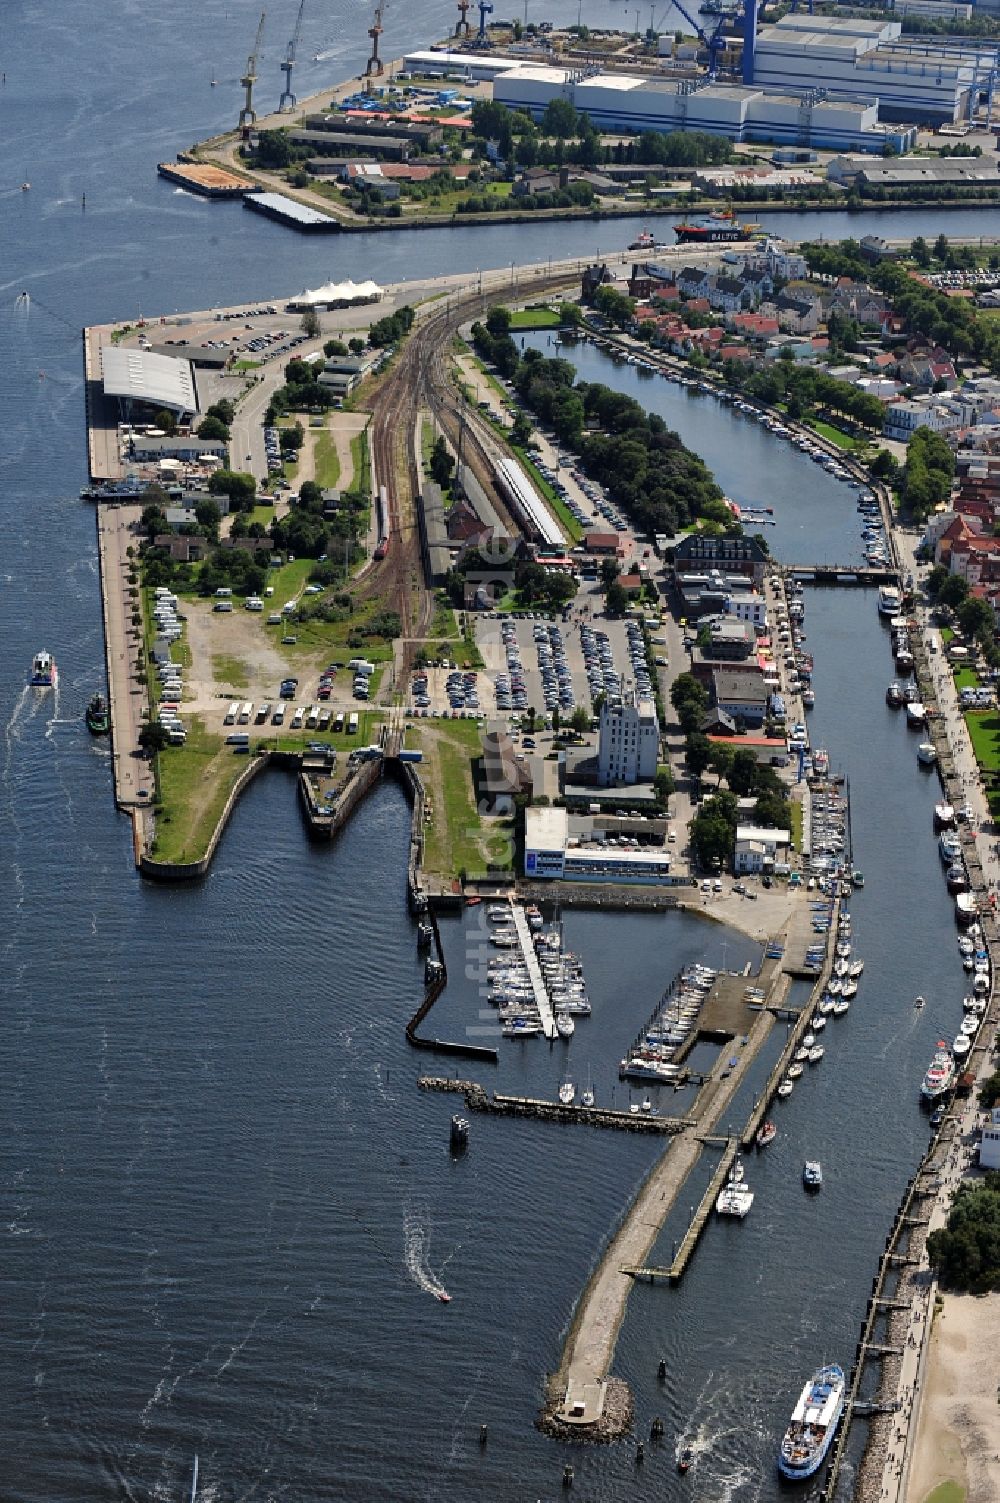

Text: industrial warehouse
xmin=410 ymin=7 xmax=998 ymax=150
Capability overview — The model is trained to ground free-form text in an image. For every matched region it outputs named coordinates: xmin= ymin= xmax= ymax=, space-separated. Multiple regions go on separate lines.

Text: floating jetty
xmin=622 ymin=1137 xmax=738 ymax=1283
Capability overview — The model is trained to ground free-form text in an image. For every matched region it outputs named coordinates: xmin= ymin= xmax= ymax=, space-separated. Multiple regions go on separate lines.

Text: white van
xmin=224 ymin=702 xmax=239 ymax=725
xmin=215 ymin=586 xmax=232 ymax=598
xmin=238 ymin=701 xmax=253 ymax=724
xmin=281 ymin=600 xmax=297 ymax=616
xmin=271 ymin=704 xmax=286 ymax=725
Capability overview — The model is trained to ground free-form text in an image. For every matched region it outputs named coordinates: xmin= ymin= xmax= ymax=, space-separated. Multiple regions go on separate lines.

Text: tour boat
xmin=905 ymin=702 xmax=926 ymax=728
xmin=29 ymin=650 xmax=56 ymax=687
xmin=777 ymin=1364 xmax=846 ymax=1480
xmin=917 ymin=742 xmax=937 ymax=767
xmin=877 ymin=586 xmax=902 ymax=617
xmin=921 ymin=1043 xmax=956 ymax=1102
xmin=934 ymin=802 xmax=956 ymax=830
xmin=85 ymin=691 xmax=110 ymax=734
xmin=802 ymin=1160 xmax=823 ymax=1191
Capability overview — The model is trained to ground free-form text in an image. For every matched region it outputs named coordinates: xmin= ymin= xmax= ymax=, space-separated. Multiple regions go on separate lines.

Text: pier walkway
xmin=95 ymin=503 xmax=155 ymax=824
xmin=508 ymin=901 xmax=556 ymax=1041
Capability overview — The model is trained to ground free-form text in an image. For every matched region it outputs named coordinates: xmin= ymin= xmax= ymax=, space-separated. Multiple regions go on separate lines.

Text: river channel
xmin=0 ymin=0 xmax=992 ymax=1497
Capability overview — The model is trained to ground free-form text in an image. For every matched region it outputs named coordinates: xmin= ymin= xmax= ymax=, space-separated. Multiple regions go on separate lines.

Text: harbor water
xmin=0 ymin=2 xmax=989 ymax=1498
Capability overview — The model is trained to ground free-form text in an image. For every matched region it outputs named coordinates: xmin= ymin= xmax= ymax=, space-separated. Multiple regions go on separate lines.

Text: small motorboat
xmin=833 ymin=999 xmax=849 ymax=1017
xmin=811 ymin=1015 xmax=827 ymax=1032
xmin=841 ymin=980 xmax=858 ymax=1000
xmin=803 ymin=1160 xmax=823 ymax=1191
xmin=794 ymin=1047 xmax=810 ymax=1064
xmin=556 ymin=1013 xmax=575 ymax=1039
xmin=914 ymin=995 xmax=926 ymax=1010
xmin=436 ymin=1291 xmax=452 ymax=1304
xmin=808 ymin=1045 xmax=825 ymax=1063
xmin=787 ymin=1062 xmax=804 ymax=1079
xmin=756 ymin=1120 xmax=777 ymax=1148
xmin=678 ymin=1447 xmax=693 ymax=1473
xmin=777 ymin=1079 xmax=794 ymax=1098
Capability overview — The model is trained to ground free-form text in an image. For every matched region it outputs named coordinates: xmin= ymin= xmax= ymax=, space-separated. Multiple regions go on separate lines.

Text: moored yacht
xmin=921 ymin=1042 xmax=956 ymax=1101
xmin=934 ymin=802 xmax=956 ymax=830
xmin=877 ymin=585 xmax=902 ymax=617
xmin=905 ymin=701 xmax=926 ymax=728
xmin=955 ymin=891 xmax=977 ymax=926
xmin=917 ymin=742 xmax=937 ymax=767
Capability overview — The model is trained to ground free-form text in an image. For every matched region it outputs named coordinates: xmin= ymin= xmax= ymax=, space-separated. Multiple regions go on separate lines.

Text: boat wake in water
xmin=674 ymin=1370 xmax=760 ymax=1500
xmin=403 ymin=1201 xmax=452 ymax=1303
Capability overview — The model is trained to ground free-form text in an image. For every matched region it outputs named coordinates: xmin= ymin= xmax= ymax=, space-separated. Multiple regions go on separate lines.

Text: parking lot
xmin=405 ymin=592 xmax=655 ymax=725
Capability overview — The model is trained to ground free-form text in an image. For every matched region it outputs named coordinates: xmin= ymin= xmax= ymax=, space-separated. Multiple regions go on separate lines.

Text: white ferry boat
xmin=777 ymin=1364 xmax=845 ymax=1480
xmin=921 ymin=1042 xmax=956 ymax=1101
xmin=877 ymin=585 xmax=902 ymax=617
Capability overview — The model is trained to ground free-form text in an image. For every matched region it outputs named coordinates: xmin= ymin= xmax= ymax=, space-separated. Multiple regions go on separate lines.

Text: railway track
xmin=363 ymin=267 xmax=580 ymax=672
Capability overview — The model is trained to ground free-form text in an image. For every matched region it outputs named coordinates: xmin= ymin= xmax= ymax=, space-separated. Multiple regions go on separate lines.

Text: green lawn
xmin=805 ymin=418 xmax=862 ymax=452
xmin=789 ymin=798 xmax=804 ymax=853
xmin=415 ymin=720 xmax=510 ymax=879
xmin=245 ymin=503 xmax=276 ymax=528
xmin=269 ymin=557 xmax=315 ymax=604
xmin=313 ymin=428 xmax=341 ymax=489
xmin=923 ymin=1483 xmax=966 ymax=1503
xmin=953 ymin=666 xmax=978 ymax=691
xmin=350 ymin=429 xmax=372 ymax=496
xmin=231 ymin=359 xmax=261 ymax=373
xmin=152 ymin=716 xmax=250 ymax=865
xmin=941 ymin=626 xmax=955 ymax=645
xmin=964 ymin=711 xmax=1000 ymax=796
xmin=509 ymin=305 xmax=561 ymax=330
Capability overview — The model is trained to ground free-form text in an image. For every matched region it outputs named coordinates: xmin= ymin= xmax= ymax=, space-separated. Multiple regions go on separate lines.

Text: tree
xmin=511 ymin=411 xmax=533 ymax=447
xmin=194 ymin=498 xmax=222 ymax=540
xmin=938 ymin=573 xmax=970 ymax=610
xmin=570 ymin=705 xmax=591 ymax=734
xmin=348 ymin=337 xmax=365 ymax=356
xmin=910 ymin=235 xmax=931 ymax=267
xmin=541 ymin=97 xmax=578 ymax=138
xmin=729 ymin=748 xmax=760 ymax=797
xmin=196 ymin=414 xmax=229 ymax=442
xmin=708 ymin=742 xmax=734 ymax=785
xmin=958 ymin=595 xmax=995 ymax=641
xmin=670 ymin=673 xmax=707 ymax=714
xmin=138 ymin=722 xmax=171 ymax=751
xmin=208 ymin=469 xmax=256 ymax=510
xmin=485 ymin=305 xmax=512 ymax=338
xmin=255 ymin=128 xmax=293 ymax=168
xmin=653 ymin=767 xmax=674 ymax=805
xmin=324 ymin=338 xmax=348 ymax=358
xmin=599 ymin=557 xmax=620 ymax=589
xmin=606 ymin=581 xmax=629 ymax=617
xmin=685 ymin=732 xmax=712 ymax=775
xmin=207 ymin=399 xmax=235 ymax=426
xmin=429 ymin=435 xmax=455 ymax=489
xmin=300 ymin=307 xmax=321 ymax=339
xmin=152 ymin=408 xmax=178 ymax=435
xmin=933 ymin=232 xmax=950 ymax=261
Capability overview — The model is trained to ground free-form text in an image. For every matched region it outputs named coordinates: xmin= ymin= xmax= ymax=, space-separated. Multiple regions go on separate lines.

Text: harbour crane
xmin=455 ymin=0 xmax=472 ymax=38
xmin=238 ymin=10 xmax=267 ymax=137
xmin=476 ymin=0 xmax=493 ymax=46
xmin=659 ymin=0 xmax=743 ymax=80
xmin=278 ymin=0 xmax=306 ymax=112
xmin=365 ymin=0 xmax=389 ymax=79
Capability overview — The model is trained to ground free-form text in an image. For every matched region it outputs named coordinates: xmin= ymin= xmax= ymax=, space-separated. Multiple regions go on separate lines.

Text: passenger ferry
xmin=877 ymin=584 xmax=902 ymax=617
xmin=29 ymin=650 xmax=56 ymax=687
xmin=777 ymin=1364 xmax=845 ymax=1480
xmin=921 ymin=1042 xmax=956 ymax=1101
